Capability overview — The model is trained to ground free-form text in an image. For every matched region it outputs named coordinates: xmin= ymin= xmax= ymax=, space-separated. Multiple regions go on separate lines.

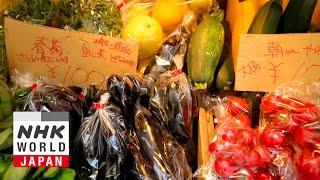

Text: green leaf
xmin=43 ymin=167 xmax=60 ymax=178
xmin=2 ymin=163 xmax=30 ymax=180
xmin=0 ymin=128 xmax=13 ymax=150
xmin=54 ymin=168 xmax=76 ymax=180
xmin=31 ymin=168 xmax=46 ymax=179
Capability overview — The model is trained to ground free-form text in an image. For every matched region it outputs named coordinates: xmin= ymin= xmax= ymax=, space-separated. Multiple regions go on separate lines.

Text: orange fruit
xmin=151 ymin=0 xmax=189 ymax=32
xmin=123 ymin=15 xmax=164 ymax=59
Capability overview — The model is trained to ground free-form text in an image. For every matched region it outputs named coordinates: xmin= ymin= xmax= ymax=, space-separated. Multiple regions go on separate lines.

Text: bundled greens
xmin=6 ymin=0 xmax=123 ymax=37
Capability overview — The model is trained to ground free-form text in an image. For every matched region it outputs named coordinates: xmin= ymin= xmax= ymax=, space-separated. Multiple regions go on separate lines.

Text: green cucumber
xmin=248 ymin=0 xmax=282 ymax=34
xmin=278 ymin=0 xmax=318 ymax=33
xmin=187 ymin=9 xmax=225 ymax=90
xmin=216 ymin=52 xmax=234 ymax=90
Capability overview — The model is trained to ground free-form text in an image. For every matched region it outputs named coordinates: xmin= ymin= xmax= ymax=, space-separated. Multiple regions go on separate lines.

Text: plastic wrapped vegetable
xmin=105 ymin=74 xmax=193 ymax=179
xmin=195 ymin=96 xmax=279 ymax=179
xmin=133 ymin=102 xmax=192 ymax=180
xmin=74 ymin=93 xmax=131 ymax=180
xmin=259 ymin=82 xmax=320 ymax=179
xmin=149 ymin=70 xmax=195 ymax=166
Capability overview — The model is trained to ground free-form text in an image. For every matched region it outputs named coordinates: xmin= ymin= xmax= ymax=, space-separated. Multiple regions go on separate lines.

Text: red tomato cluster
xmin=209 ymin=96 xmax=276 ymax=179
xmin=208 ymin=95 xmax=320 ymax=179
xmin=260 ymin=94 xmax=320 ymax=179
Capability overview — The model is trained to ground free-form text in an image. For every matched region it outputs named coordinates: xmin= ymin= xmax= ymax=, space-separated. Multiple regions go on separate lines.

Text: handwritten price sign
xmin=5 ymin=18 xmax=139 ymax=87
xmin=235 ymin=33 xmax=320 ymax=92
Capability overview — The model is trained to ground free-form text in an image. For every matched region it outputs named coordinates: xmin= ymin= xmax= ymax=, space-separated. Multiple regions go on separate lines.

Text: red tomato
xmin=227 ymin=96 xmax=250 ymax=116
xmin=238 ymin=129 xmax=257 ymax=146
xmin=259 ymin=128 xmax=285 ymax=148
xmin=221 ymin=128 xmax=239 ymax=142
xmin=292 ymin=107 xmax=318 ymax=125
xmin=255 ymin=171 xmax=275 ymax=180
xmin=214 ymin=158 xmax=239 ymax=177
xmin=253 ymin=145 xmax=274 ymax=166
xmin=270 ymin=115 xmax=297 ymax=132
xmin=209 ymin=141 xmax=240 ymax=158
xmin=261 ymin=95 xmax=284 ymax=114
xmin=245 ymin=150 xmax=262 ymax=168
xmin=234 ymin=114 xmax=252 ymax=127
xmin=230 ymin=148 xmax=248 ymax=166
xmin=293 ymin=126 xmax=320 ymax=150
xmin=296 ymin=150 xmax=320 ymax=179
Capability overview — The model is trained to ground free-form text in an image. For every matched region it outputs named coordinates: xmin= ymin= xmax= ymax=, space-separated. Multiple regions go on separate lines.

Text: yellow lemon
xmin=123 ymin=15 xmax=164 ymax=59
xmin=152 ymin=0 xmax=189 ymax=32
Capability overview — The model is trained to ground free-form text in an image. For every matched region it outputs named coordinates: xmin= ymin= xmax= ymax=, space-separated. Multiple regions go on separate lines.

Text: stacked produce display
xmin=0 ymin=0 xmax=319 ymax=179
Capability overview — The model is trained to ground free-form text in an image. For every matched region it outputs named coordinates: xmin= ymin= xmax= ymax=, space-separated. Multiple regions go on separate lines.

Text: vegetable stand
xmin=0 ymin=0 xmax=320 ymax=179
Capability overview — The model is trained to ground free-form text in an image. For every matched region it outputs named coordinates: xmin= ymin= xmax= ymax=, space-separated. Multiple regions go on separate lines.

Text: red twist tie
xmin=171 ymin=69 xmax=183 ymax=77
xmin=30 ymin=83 xmax=38 ymax=91
xmin=92 ymin=103 xmax=104 ymax=109
xmin=78 ymin=93 xmax=86 ymax=102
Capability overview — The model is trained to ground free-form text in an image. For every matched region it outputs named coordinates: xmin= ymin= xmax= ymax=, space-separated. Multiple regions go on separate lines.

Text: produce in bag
xmin=149 ymin=70 xmax=195 ymax=166
xmin=259 ymin=82 xmax=320 ymax=179
xmin=11 ymin=72 xmax=84 ymax=167
xmin=143 ymin=9 xmax=197 ymax=78
xmin=133 ymin=102 xmax=192 ymax=180
xmin=195 ymin=96 xmax=279 ymax=179
xmin=69 ymin=85 xmax=105 ymax=117
xmin=105 ymin=74 xmax=193 ymax=179
xmin=74 ymin=93 xmax=131 ymax=179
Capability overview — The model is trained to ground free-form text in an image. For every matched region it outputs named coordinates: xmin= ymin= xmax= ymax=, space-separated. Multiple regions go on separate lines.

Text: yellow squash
xmin=226 ymin=0 xmax=268 ymax=68
xmin=312 ymin=1 xmax=320 ymax=26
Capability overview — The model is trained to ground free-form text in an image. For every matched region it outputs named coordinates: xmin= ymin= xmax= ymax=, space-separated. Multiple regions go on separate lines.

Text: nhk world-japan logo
xmin=13 ymin=112 xmax=69 ymax=167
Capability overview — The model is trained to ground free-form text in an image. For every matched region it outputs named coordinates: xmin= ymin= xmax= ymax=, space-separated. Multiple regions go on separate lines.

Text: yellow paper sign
xmin=5 ymin=18 xmax=139 ymax=87
xmin=235 ymin=33 xmax=320 ymax=92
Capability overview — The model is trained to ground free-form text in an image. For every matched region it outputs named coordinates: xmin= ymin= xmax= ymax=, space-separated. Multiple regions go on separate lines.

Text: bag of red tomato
xmin=195 ymin=82 xmax=320 ymax=179
xmin=260 ymin=82 xmax=320 ymax=180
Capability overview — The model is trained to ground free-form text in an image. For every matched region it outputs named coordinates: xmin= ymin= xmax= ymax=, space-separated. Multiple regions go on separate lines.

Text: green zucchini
xmin=187 ymin=9 xmax=225 ymax=90
xmin=248 ymin=0 xmax=282 ymax=34
xmin=216 ymin=52 xmax=234 ymax=90
xmin=278 ymin=0 xmax=318 ymax=33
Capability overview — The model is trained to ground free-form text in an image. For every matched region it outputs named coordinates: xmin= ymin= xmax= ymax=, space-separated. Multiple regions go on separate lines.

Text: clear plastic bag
xmin=105 ymin=74 xmax=193 ymax=179
xmin=74 ymin=93 xmax=131 ymax=180
xmin=150 ymin=70 xmax=195 ymax=166
xmin=259 ymin=82 xmax=320 ymax=180
xmin=133 ymin=102 xmax=192 ymax=180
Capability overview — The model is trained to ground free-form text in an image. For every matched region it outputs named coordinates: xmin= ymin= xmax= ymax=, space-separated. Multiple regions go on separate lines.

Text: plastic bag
xmin=195 ymin=96 xmax=279 ymax=179
xmin=149 ymin=70 xmax=195 ymax=166
xmin=105 ymin=74 xmax=193 ymax=179
xmin=259 ymin=82 xmax=320 ymax=179
xmin=133 ymin=102 xmax=192 ymax=180
xmin=74 ymin=93 xmax=131 ymax=180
